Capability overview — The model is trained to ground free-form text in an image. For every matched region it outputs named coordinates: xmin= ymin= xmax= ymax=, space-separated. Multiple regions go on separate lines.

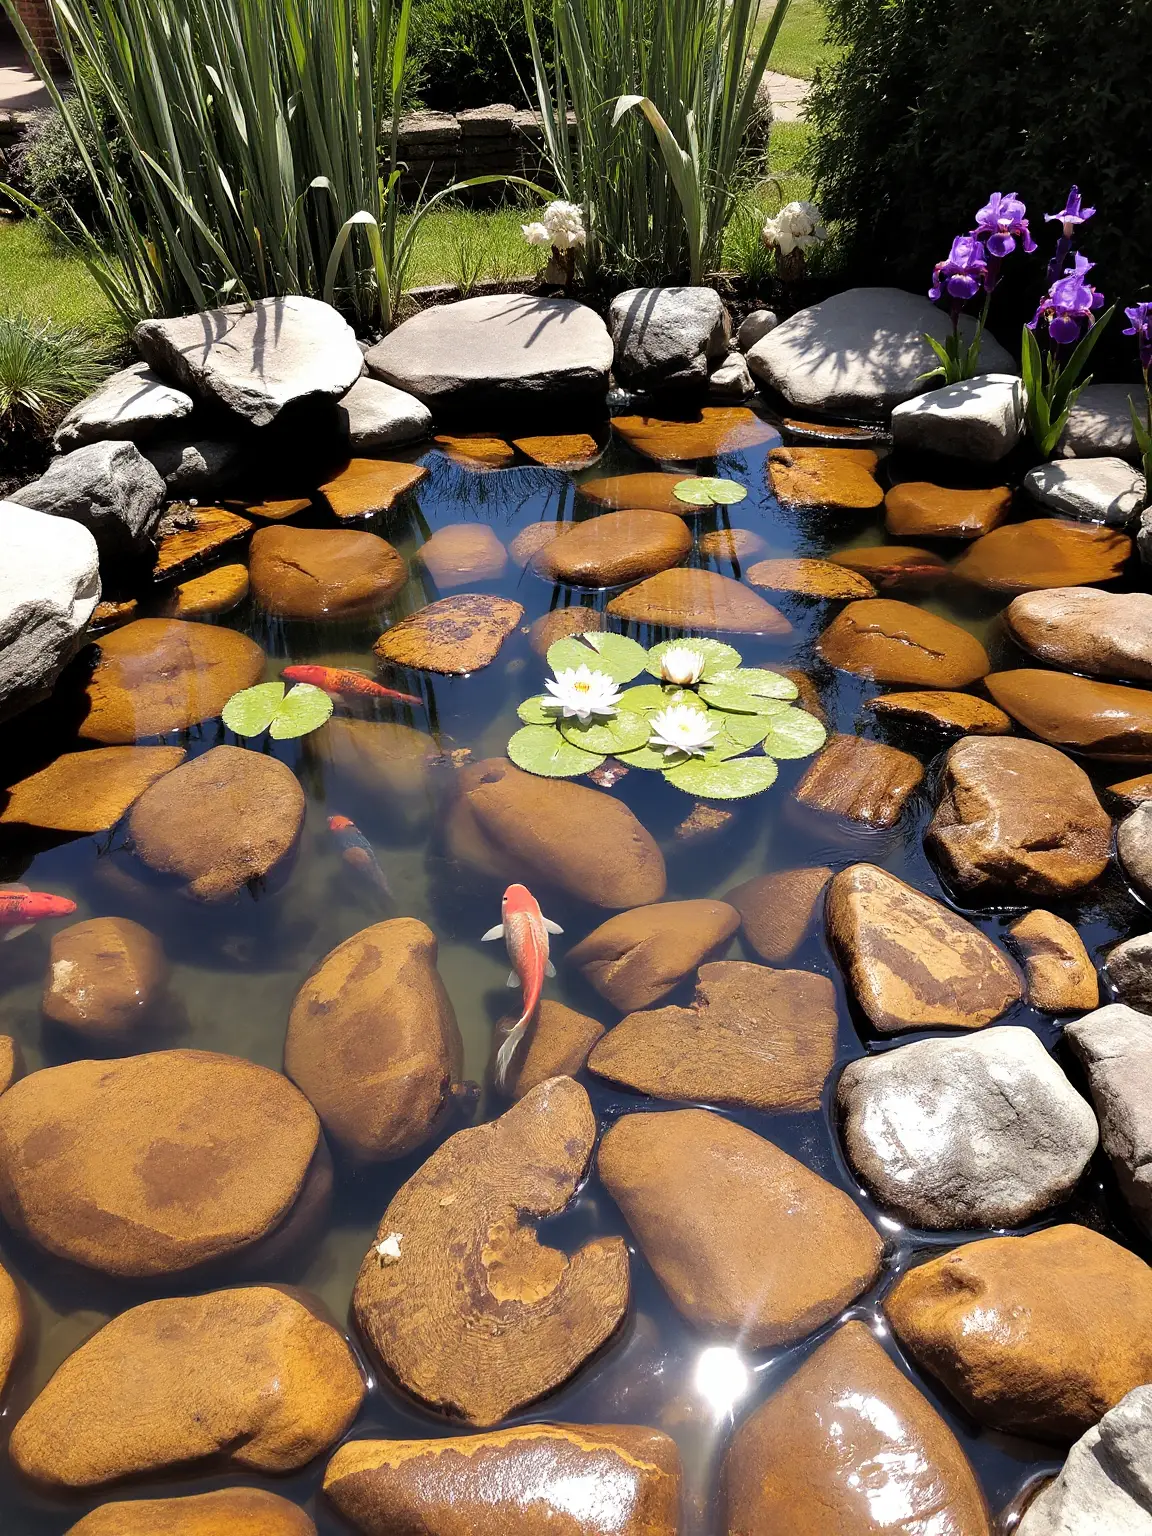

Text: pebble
xmin=866 ymin=690 xmax=1013 ymax=735
xmin=491 ymin=998 xmax=605 ymax=1100
xmin=952 ymin=518 xmax=1131 ymax=592
xmin=0 ymin=746 xmax=186 ymax=833
xmin=1066 ymin=1004 xmax=1152 ymax=1240
xmin=768 ymin=444 xmax=884 ymax=510
xmin=375 ymin=594 xmax=524 ymax=674
xmin=818 ymin=599 xmax=991 ymax=687
xmin=1009 ymin=910 xmax=1099 ymax=1012
xmin=606 ymin=567 xmax=791 ymax=635
xmin=417 ymin=523 xmax=508 ymax=587
xmin=723 ymin=866 xmax=831 ymax=962
xmin=250 ymin=525 xmax=407 ymax=619
xmin=985 ymin=669 xmax=1152 ymax=761
xmin=532 ymin=509 xmax=692 ymax=587
xmin=745 ymin=556 xmax=876 ymax=598
xmin=42 ymin=917 xmax=168 ymax=1043
xmin=567 ymin=899 xmax=740 ymax=1011
xmin=884 ymin=482 xmax=1011 ymax=538
xmin=794 ymin=733 xmax=924 ymax=828
xmin=1005 ymin=587 xmax=1152 ymax=683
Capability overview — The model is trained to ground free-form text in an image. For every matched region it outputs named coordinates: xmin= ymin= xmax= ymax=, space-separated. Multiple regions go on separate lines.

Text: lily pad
xmin=559 ymin=711 xmax=651 ymax=754
xmin=705 ymin=667 xmax=798 ymax=699
xmin=618 ymin=683 xmax=709 ymax=715
xmin=615 ymin=741 xmax=689 ymax=771
xmin=663 ymin=755 xmax=779 ymax=799
xmin=517 ymin=694 xmax=558 ymax=725
xmin=673 ymin=476 xmax=749 ymax=507
xmin=546 ymin=630 xmax=647 ymax=683
xmin=699 ymin=685 xmax=795 ymax=716
xmin=644 ymin=637 xmax=741 ymax=682
xmin=223 ymin=681 xmax=334 ymax=741
xmin=507 ymin=725 xmax=605 ymax=778
xmin=760 ymin=709 xmax=827 ymax=760
xmin=716 ymin=711 xmax=774 ymax=749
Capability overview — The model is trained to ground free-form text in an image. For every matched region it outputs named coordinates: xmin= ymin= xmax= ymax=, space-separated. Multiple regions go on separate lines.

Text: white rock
xmin=337 ymin=375 xmax=432 ymax=449
xmin=144 ymin=436 xmax=242 ymax=496
xmin=746 ymin=286 xmax=1016 ymax=417
xmin=10 ymin=440 xmax=166 ymax=563
xmin=1059 ymin=383 xmax=1142 ymax=460
xmin=708 ymin=353 xmax=754 ymax=399
xmin=0 ymin=502 xmax=100 ymax=722
xmin=1017 ymin=1386 xmax=1152 ymax=1535
xmin=1024 ymin=457 xmax=1146 ymax=525
xmin=890 ymin=373 xmax=1024 ymax=462
xmin=54 ymin=362 xmax=194 ymax=452
xmin=608 ymin=286 xmax=729 ymax=391
xmin=737 ymin=309 xmax=779 ymax=351
xmin=1066 ymin=1003 xmax=1152 ymax=1240
xmin=135 ymin=296 xmax=364 ymax=427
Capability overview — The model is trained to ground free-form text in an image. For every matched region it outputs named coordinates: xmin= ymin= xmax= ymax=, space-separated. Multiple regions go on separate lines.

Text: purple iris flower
xmin=1029 ymin=253 xmax=1105 ymax=346
xmin=1045 ymin=185 xmax=1096 ymax=238
xmin=1124 ymin=303 xmax=1152 ymax=371
xmin=929 ymin=234 xmax=989 ymax=306
xmin=973 ymin=191 xmax=1037 ymax=260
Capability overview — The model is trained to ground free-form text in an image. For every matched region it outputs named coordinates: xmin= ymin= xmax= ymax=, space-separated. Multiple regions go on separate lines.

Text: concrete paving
xmin=764 ymin=71 xmax=810 ymax=124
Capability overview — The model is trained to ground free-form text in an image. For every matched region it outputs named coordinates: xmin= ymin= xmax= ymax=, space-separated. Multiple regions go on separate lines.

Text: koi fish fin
xmin=507 ymin=970 xmax=521 ymax=988
xmin=2 ymin=925 xmax=33 ymax=942
xmin=481 ymin=924 xmax=505 ymax=942
xmin=543 ymin=917 xmax=564 ymax=935
xmin=545 ymin=959 xmax=556 ymax=978
xmin=0 ymin=883 xmax=31 ymax=940
xmin=0 ymin=883 xmax=31 ymax=894
xmin=494 ymin=1019 xmax=528 ymax=1088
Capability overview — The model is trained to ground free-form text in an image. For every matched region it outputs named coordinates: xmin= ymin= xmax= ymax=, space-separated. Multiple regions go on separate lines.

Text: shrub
xmin=408 ymin=0 xmax=550 ymax=111
xmin=7 ymin=67 xmax=131 ymax=236
xmin=0 ymin=311 xmax=111 ymax=455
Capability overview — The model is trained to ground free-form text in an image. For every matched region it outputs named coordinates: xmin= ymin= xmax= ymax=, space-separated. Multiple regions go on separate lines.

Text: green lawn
xmin=763 ymin=0 xmax=837 ymax=81
xmin=0 ymin=218 xmax=122 ymax=336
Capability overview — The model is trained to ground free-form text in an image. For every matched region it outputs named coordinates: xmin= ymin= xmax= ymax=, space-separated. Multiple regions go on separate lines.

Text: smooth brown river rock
xmin=830 ymin=544 xmax=950 ymax=590
xmin=66 ymin=1489 xmax=317 ymax=1535
xmin=885 ymin=482 xmax=1012 ymax=538
xmin=587 ymin=959 xmax=837 ymax=1110
xmin=0 ymin=1035 xmax=22 ymax=1095
xmin=318 ymin=457 xmax=428 ymax=519
xmin=78 ymin=619 xmax=264 ymax=743
xmin=352 ymin=1077 xmax=629 ymax=1425
xmin=417 ymin=523 xmax=509 ymax=586
xmin=285 ymin=918 xmax=463 ymax=1163
xmin=494 ymin=999 xmax=605 ymax=1100
xmin=884 ymin=1225 xmax=1152 ymax=1442
xmin=826 ymin=864 xmax=1022 ymax=1034
xmin=952 ymin=518 xmax=1131 ymax=593
xmin=1 ymin=1256 xmax=23 ymax=1402
xmin=794 ymin=733 xmax=924 ymax=828
xmin=612 ymin=406 xmax=775 ymax=461
xmin=323 ymin=1424 xmax=682 ymax=1536
xmin=0 ymin=1049 xmax=327 ymax=1278
xmin=434 ymin=432 xmax=515 ymax=470
xmin=128 ymin=744 xmax=305 ymax=901
xmin=579 ymin=471 xmax=697 ymax=516
xmin=1005 ymin=587 xmax=1152 ymax=682
xmin=315 ymin=717 xmax=435 ymax=822
xmin=698 ymin=527 xmax=768 ymax=564
xmin=527 ymin=606 xmax=606 ymax=656
xmin=567 ymin=899 xmax=740 ymax=1011
xmin=1008 ymin=909 xmax=1099 ymax=1011
xmin=513 ymin=431 xmax=604 ymax=469
xmin=447 ymin=758 xmax=666 ymax=908
xmin=0 ymin=745 xmax=186 ymax=832
xmin=599 ymin=1109 xmax=881 ymax=1344
xmin=249 ymin=526 xmax=407 ymax=620
xmin=42 ymin=917 xmax=168 ymax=1042
xmin=865 ymin=690 xmax=1013 ymax=736
xmin=768 ymin=445 xmax=884 ymax=510
xmin=722 ymin=1321 xmax=992 ymax=1536
xmin=818 ymin=599 xmax=991 ymax=687
xmin=985 ymin=670 xmax=1152 ymax=762
xmin=9 ymin=1286 xmax=365 ymax=1488
xmin=152 ymin=505 xmax=251 ymax=580
xmin=159 ymin=562 xmax=249 ymax=619
xmin=374 ymin=594 xmax=524 ymax=674
xmin=532 ymin=510 xmax=691 ymax=588
xmin=724 ymin=867 xmax=831 ymax=962
xmin=606 ymin=568 xmax=791 ymax=635
xmin=1107 ymin=771 xmax=1152 ymax=810
xmin=927 ymin=736 xmax=1112 ymax=898
xmin=745 ymin=556 xmax=877 ymax=598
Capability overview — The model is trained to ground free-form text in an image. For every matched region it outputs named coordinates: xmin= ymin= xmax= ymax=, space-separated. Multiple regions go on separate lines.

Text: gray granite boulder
xmin=135 ymin=296 xmax=364 ymax=427
xmin=1066 ymin=1004 xmax=1152 ymax=1240
xmin=144 ymin=436 xmax=243 ymax=497
xmin=837 ymin=1025 xmax=1098 ymax=1229
xmin=11 ymin=441 xmax=165 ymax=564
xmin=745 ymin=287 xmax=1016 ymax=417
xmin=608 ymin=286 xmax=729 ymax=392
xmin=54 ymin=362 xmax=194 ymax=452
xmin=365 ymin=294 xmax=612 ymax=406
xmin=890 ymin=373 xmax=1024 ymax=462
xmin=1118 ymin=801 xmax=1152 ymax=902
xmin=1017 ymin=1385 xmax=1152 ymax=1535
xmin=737 ymin=309 xmax=778 ymax=352
xmin=0 ymin=502 xmax=100 ymax=723
xmin=337 ymin=375 xmax=432 ymax=448
xmin=1103 ymin=934 xmax=1152 ymax=1014
xmin=1059 ymin=383 xmax=1142 ymax=460
xmin=708 ymin=353 xmax=754 ymax=398
xmin=1024 ymin=456 xmax=1146 ymax=525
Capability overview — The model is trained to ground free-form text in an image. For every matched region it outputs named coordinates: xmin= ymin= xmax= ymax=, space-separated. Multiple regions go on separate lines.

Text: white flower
xmin=762 ymin=200 xmax=828 ymax=257
xmin=659 ymin=646 xmax=708 ymax=687
xmin=648 ymin=703 xmax=719 ymax=758
xmin=523 ymin=200 xmax=587 ymax=252
xmin=544 ymin=665 xmax=621 ymax=722
xmin=521 ymin=221 xmax=551 ymax=247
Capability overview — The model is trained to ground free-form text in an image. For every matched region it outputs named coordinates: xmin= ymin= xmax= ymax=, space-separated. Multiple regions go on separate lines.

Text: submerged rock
xmin=745 ymin=555 xmax=876 ymax=598
xmin=493 ymin=998 xmax=605 ymax=1100
xmin=1005 ymin=587 xmax=1152 ymax=683
xmin=318 ymin=457 xmax=429 ymax=520
xmin=794 ymin=733 xmax=924 ymax=828
xmin=417 ymin=523 xmax=508 ymax=587
xmin=890 ymin=373 xmax=1024 ymax=462
xmin=567 ymin=898 xmax=740 ymax=1011
xmin=768 ymin=444 xmax=884 ymax=510
xmin=0 ymin=1256 xmax=23 ymax=1403
xmin=1066 ymin=1004 xmax=1152 ymax=1239
xmin=724 ymin=866 xmax=831 ymax=962
xmin=375 ymin=594 xmax=524 ymax=674
xmin=884 ymin=481 xmax=1012 ymax=538
xmin=952 ymin=518 xmax=1131 ymax=592
xmin=12 ymin=439 xmax=166 ymax=563
xmin=865 ymin=690 xmax=1013 ymax=736
xmin=985 ymin=669 xmax=1152 ymax=762
xmin=337 ymin=374 xmax=432 ymax=448
xmin=697 ymin=526 xmax=768 ymax=563
xmin=606 ymin=567 xmax=791 ymax=634
xmin=578 ymin=470 xmax=698 ymax=516
xmin=314 ymin=717 xmax=435 ymax=823
xmin=611 ymin=405 xmax=774 ymax=461
xmin=818 ymin=598 xmax=990 ymax=686
xmin=1024 ymin=456 xmax=1145 ymax=524
xmin=1009 ymin=909 xmax=1099 ymax=1012
xmin=830 ymin=544 xmax=949 ymax=590
xmin=1017 ymin=1385 xmax=1152 ymax=1536
xmin=55 ymin=361 xmax=194 ymax=451
xmin=0 ymin=745 xmax=185 ymax=833
xmin=43 ymin=917 xmax=168 ymax=1043
xmin=434 ymin=432 xmax=516 ymax=470
xmin=532 ymin=509 xmax=691 ymax=588
xmin=159 ymin=562 xmax=249 ymax=619
xmin=65 ymin=1489 xmax=317 ymax=1536
xmin=608 ymin=285 xmax=729 ymax=391
xmin=509 ymin=522 xmax=562 ymax=568
xmin=600 ymin=1108 xmax=881 ymax=1343
xmin=0 ymin=1036 xmax=23 ymax=1096
xmin=9 ymin=1286 xmax=364 ymax=1487
xmin=512 ymin=432 xmax=603 ymax=469
xmin=527 ymin=606 xmax=606 ymax=656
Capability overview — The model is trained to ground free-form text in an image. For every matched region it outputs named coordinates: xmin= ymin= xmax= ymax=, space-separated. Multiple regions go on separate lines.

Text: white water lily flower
xmin=523 ymin=200 xmax=587 ymax=252
xmin=659 ymin=646 xmax=708 ymax=687
xmin=521 ymin=220 xmax=551 ymax=247
xmin=544 ymin=664 xmax=621 ymax=722
xmin=648 ymin=703 xmax=720 ymax=758
xmin=762 ymin=200 xmax=828 ymax=256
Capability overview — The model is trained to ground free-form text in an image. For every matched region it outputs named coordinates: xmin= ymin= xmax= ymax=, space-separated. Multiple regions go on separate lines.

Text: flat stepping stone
xmin=153 ymin=505 xmax=252 ymax=580
xmin=54 ymin=361 xmax=193 ymax=452
xmin=1006 ymin=587 xmax=1152 ymax=682
xmin=492 ymin=998 xmax=605 ymax=1101
xmin=434 ymin=432 xmax=515 ymax=470
xmin=1025 ymin=456 xmax=1145 ymax=524
xmin=1059 ymin=382 xmax=1142 ymax=459
xmin=746 ymin=556 xmax=876 ymax=598
xmin=578 ymin=470 xmax=699 ymax=515
xmin=606 ymin=568 xmax=791 ymax=635
xmin=611 ymin=406 xmax=775 ymax=462
xmin=512 ymin=432 xmax=603 ymax=469
xmin=768 ymin=445 xmax=883 ymax=510
xmin=90 ymin=598 xmax=138 ymax=631
xmin=782 ymin=416 xmax=885 ymax=447
xmin=159 ymin=563 xmax=248 ymax=619
xmin=865 ymin=690 xmax=1012 ymax=735
xmin=698 ymin=527 xmax=767 ymax=563
xmin=1 ymin=746 xmax=185 ymax=833
xmin=318 ymin=458 xmax=428 ymax=519
xmin=890 ymin=373 xmax=1024 ymax=462
xmin=250 ymin=526 xmax=406 ymax=620
xmin=532 ymin=509 xmax=691 ymax=587
xmin=64 ymin=1490 xmax=316 ymax=1536
xmin=829 ymin=544 xmax=949 ymax=590
xmin=416 ymin=523 xmax=508 ymax=587
xmin=724 ymin=867 xmax=831 ymax=963
xmin=240 ymin=496 xmax=312 ymax=521
xmin=375 ymin=594 xmax=523 ymax=674
xmin=1009 ymin=909 xmax=1099 ymax=1012
xmin=818 ymin=598 xmax=990 ymax=686
xmin=885 ymin=482 xmax=1011 ymax=538
xmin=952 ymin=518 xmax=1131 ymax=592
xmin=794 ymin=732 xmax=924 ymax=828
xmin=985 ymin=669 xmax=1152 ymax=762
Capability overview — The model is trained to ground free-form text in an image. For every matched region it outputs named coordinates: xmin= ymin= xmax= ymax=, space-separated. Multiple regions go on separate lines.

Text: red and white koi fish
xmin=0 ymin=884 xmax=77 ymax=941
xmin=482 ymin=883 xmax=562 ymax=1087
xmin=328 ymin=816 xmax=391 ymax=897
xmin=281 ymin=665 xmax=422 ymax=708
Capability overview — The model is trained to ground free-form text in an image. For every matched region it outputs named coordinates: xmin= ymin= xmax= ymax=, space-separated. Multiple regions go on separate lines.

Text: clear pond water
xmin=0 ymin=408 xmax=1147 ymax=1533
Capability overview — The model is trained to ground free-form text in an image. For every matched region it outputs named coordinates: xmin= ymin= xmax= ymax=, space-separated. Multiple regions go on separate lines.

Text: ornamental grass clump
xmin=0 ymin=310 xmax=111 ymax=455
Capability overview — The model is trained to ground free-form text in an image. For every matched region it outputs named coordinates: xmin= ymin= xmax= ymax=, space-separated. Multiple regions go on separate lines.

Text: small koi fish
xmin=281 ymin=665 xmax=422 ymax=708
xmin=0 ymin=884 xmax=77 ymax=941
xmin=482 ymin=883 xmax=562 ymax=1088
xmin=328 ymin=816 xmax=391 ymax=897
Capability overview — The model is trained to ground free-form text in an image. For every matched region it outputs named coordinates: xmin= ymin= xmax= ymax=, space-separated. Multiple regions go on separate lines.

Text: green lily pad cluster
xmin=222 ymin=681 xmax=334 ymax=740
xmin=673 ymin=476 xmax=747 ymax=506
xmin=507 ymin=631 xmax=827 ymax=800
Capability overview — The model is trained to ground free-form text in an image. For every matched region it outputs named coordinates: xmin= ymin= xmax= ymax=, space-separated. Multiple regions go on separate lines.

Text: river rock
xmin=567 ymin=899 xmax=739 ymax=1011
xmin=0 ymin=746 xmax=185 ymax=833
xmin=745 ymin=285 xmax=1014 ymax=416
xmin=527 ymin=606 xmax=606 ymax=656
xmin=885 ymin=482 xmax=1012 ymax=538
xmin=588 ymin=959 xmax=837 ymax=1110
xmin=366 ymin=294 xmax=613 ymax=405
xmin=250 ymin=525 xmax=406 ymax=620
xmin=1 ymin=1256 xmax=22 ymax=1401
xmin=985 ymin=670 xmax=1152 ymax=762
xmin=826 ymin=863 xmax=1022 ymax=1034
xmin=866 ymin=690 xmax=1012 ymax=736
xmin=136 ymin=296 xmax=363 ymax=425
xmin=1116 ymin=800 xmax=1152 ymax=901
xmin=745 ymin=556 xmax=876 ymax=598
xmin=818 ymin=599 xmax=991 ymax=686
xmin=12 ymin=439 xmax=165 ymax=563
xmin=10 ymin=1286 xmax=364 ymax=1487
xmin=353 ymin=1077 xmax=629 ymax=1424
xmin=78 ymin=619 xmax=264 ymax=743
xmin=337 ymin=374 xmax=432 ymax=448
xmin=724 ymin=866 xmax=831 ymax=961
xmin=737 ymin=308 xmax=778 ymax=349
xmin=698 ymin=527 xmax=768 ymax=563
xmin=144 ymin=435 xmax=242 ymax=497
xmin=1059 ymin=382 xmax=1142 ymax=460
xmin=160 ymin=563 xmax=249 ymax=619
xmin=1105 ymin=935 xmax=1152 ymax=1013
xmin=416 ymin=523 xmax=507 ymax=588
xmin=324 ymin=1425 xmax=681 ymax=1536
xmin=606 ymin=568 xmax=791 ymax=634
xmin=608 ymin=285 xmax=729 ymax=391
xmin=579 ymin=471 xmax=698 ymax=516
xmin=768 ymin=445 xmax=884 ymax=510
xmin=153 ymin=504 xmax=252 ymax=579
xmin=837 ymin=1026 xmax=1098 ymax=1229
xmin=830 ymin=544 xmax=949 ymax=590
xmin=1108 ymin=772 xmax=1152 ymax=810
xmin=375 ymin=594 xmax=524 ymax=674
xmin=600 ymin=1108 xmax=881 ymax=1343
xmin=512 ymin=432 xmax=603 ymax=470
xmin=1005 ymin=587 xmax=1152 ymax=683
xmin=709 ymin=351 xmax=754 ymax=397
xmin=128 ymin=744 xmax=305 ymax=901
xmin=1009 ymin=910 xmax=1099 ymax=1011
xmin=611 ymin=406 xmax=774 ymax=462
xmin=890 ymin=373 xmax=1025 ymax=462
xmin=533 ymin=510 xmax=691 ymax=588
xmin=1066 ymin=1004 xmax=1152 ymax=1239
xmin=0 ymin=1036 xmax=22 ymax=1095
xmin=884 ymin=1224 xmax=1152 ymax=1441
xmin=435 ymin=432 xmax=515 ymax=470
xmin=42 ymin=917 xmax=168 ymax=1042
xmin=55 ymin=362 xmax=194 ymax=453
xmin=927 ymin=736 xmax=1111 ymax=898
xmin=65 ymin=1489 xmax=317 ymax=1536
xmin=794 ymin=733 xmax=924 ymax=828
xmin=723 ymin=1320 xmax=992 ymax=1536
xmin=285 ymin=919 xmax=463 ymax=1163
xmin=952 ymin=519 xmax=1131 ymax=592
xmin=319 ymin=458 xmax=429 ymax=519
xmin=494 ymin=998 xmax=605 ymax=1100
xmin=1025 ymin=457 xmax=1146 ymax=525
xmin=1016 ymin=1385 xmax=1152 ymax=1536
xmin=315 ymin=717 xmax=434 ymax=822
xmin=447 ymin=757 xmax=666 ymax=908
xmin=509 ymin=522 xmax=562 ymax=568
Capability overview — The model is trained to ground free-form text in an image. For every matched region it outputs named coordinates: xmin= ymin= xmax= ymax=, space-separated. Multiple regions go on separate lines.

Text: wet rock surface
xmin=153 ymin=504 xmax=252 ymax=579
xmin=818 ymin=599 xmax=991 ymax=686
xmin=985 ymin=670 xmax=1152 ymax=761
xmin=830 ymin=544 xmax=950 ymax=590
xmin=526 ymin=605 xmax=606 ymax=655
xmin=578 ymin=470 xmax=698 ymax=516
xmin=606 ymin=567 xmax=791 ymax=634
xmin=884 ymin=482 xmax=1011 ymax=538
xmin=250 ymin=526 xmax=407 ymax=619
xmin=588 ymin=959 xmax=837 ymax=1110
xmin=532 ymin=510 xmax=691 ymax=587
xmin=493 ymin=998 xmax=605 ymax=1100
xmin=160 ymin=562 xmax=249 ymax=618
xmin=318 ymin=458 xmax=429 ymax=520
xmin=567 ymin=898 xmax=739 ymax=1011
xmin=0 ymin=745 xmax=186 ymax=832
xmin=434 ymin=433 xmax=516 ymax=471
xmin=865 ymin=690 xmax=1013 ymax=735
xmin=417 ymin=523 xmax=508 ymax=587
xmin=1009 ymin=909 xmax=1099 ymax=1012
xmin=0 ymin=1036 xmax=23 ymax=1095
xmin=512 ymin=432 xmax=604 ymax=469
xmin=599 ymin=1108 xmax=882 ymax=1343
xmin=794 ymin=732 xmax=924 ymax=827
xmin=767 ymin=444 xmax=884 ymax=510
xmin=745 ymin=556 xmax=876 ymax=597
xmin=42 ymin=916 xmax=168 ymax=1042
xmin=837 ymin=1026 xmax=1098 ymax=1229
xmin=375 ymin=594 xmax=524 ymax=674
xmin=1005 ymin=588 xmax=1152 ymax=682
xmin=723 ymin=866 xmax=831 ymax=962
xmin=698 ymin=526 xmax=768 ymax=563
xmin=952 ymin=518 xmax=1131 ymax=592
xmin=0 ymin=1255 xmax=22 ymax=1401
xmin=1066 ymin=1004 xmax=1152 ymax=1239
xmin=611 ymin=406 xmax=774 ymax=461
xmin=65 ymin=1489 xmax=318 ymax=1535
xmin=315 ymin=717 xmax=434 ymax=819
xmin=1016 ymin=1385 xmax=1152 ymax=1536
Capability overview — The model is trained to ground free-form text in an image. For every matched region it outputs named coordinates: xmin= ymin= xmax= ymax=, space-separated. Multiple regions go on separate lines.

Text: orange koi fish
xmin=281 ymin=665 xmax=422 ymax=708
xmin=0 ymin=884 xmax=77 ymax=941
xmin=328 ymin=815 xmax=391 ymax=897
xmin=482 ymin=883 xmax=562 ymax=1087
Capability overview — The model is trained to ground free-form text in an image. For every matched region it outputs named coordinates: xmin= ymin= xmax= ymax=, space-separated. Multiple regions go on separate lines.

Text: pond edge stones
xmin=1066 ymin=1003 xmax=1152 ymax=1239
xmin=1016 ymin=1385 xmax=1152 ymax=1535
xmin=891 ymin=373 xmax=1025 ymax=462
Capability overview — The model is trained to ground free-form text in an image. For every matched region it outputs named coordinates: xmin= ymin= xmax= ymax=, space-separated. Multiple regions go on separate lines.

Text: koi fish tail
xmin=494 ymin=1006 xmax=534 ymax=1089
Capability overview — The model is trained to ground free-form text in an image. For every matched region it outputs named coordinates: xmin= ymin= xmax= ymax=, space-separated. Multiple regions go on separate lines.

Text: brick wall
xmin=397 ymin=103 xmax=577 ymax=201
xmin=12 ymin=0 xmax=59 ymax=56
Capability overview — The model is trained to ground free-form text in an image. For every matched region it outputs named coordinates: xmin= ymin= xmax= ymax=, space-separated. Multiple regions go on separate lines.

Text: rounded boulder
xmin=250 ymin=525 xmax=407 ymax=620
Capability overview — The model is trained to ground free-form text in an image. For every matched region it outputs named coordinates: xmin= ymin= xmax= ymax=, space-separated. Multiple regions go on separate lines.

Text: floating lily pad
xmin=618 ymin=683 xmax=709 ymax=715
xmin=644 ymin=637 xmax=741 ymax=681
xmin=716 ymin=711 xmax=774 ymax=749
xmin=709 ymin=731 xmax=759 ymax=761
xmin=517 ymin=695 xmax=559 ymax=725
xmin=705 ymin=668 xmax=798 ymax=699
xmin=560 ymin=711 xmax=651 ymax=755
xmin=699 ymin=685 xmax=795 ymax=716
xmin=760 ymin=709 xmax=827 ymax=759
xmin=507 ymin=725 xmax=605 ymax=778
xmin=673 ymin=476 xmax=749 ymax=507
xmin=663 ymin=755 xmax=779 ymax=799
xmin=223 ymin=681 xmax=333 ymax=741
xmin=546 ymin=631 xmax=647 ymax=683
xmin=615 ymin=741 xmax=688 ymax=770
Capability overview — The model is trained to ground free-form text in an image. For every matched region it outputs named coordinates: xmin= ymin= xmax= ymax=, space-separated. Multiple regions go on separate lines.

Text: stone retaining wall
xmin=396 ymin=103 xmax=576 ymax=200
